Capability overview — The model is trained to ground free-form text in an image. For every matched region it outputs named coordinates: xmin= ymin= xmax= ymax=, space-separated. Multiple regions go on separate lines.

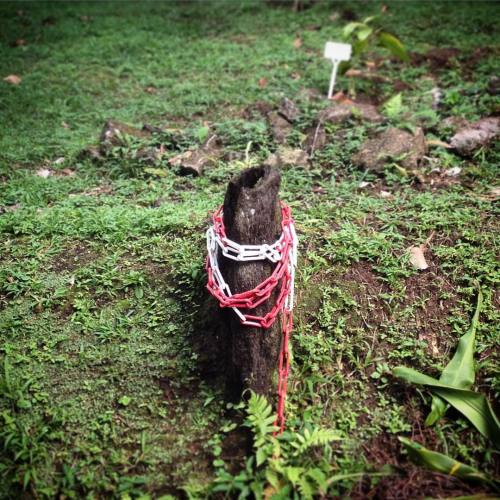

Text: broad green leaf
xmin=378 ymin=32 xmax=409 ymax=62
xmin=343 ymin=22 xmax=364 ymax=39
xmin=426 ymin=290 xmax=483 ymax=426
xmin=362 ymin=15 xmax=378 ymax=25
xmin=399 ymin=437 xmax=495 ymax=487
xmin=393 ymin=367 xmax=500 ymax=447
xmin=118 ymin=395 xmax=131 ymax=406
xmin=356 ymin=26 xmax=373 ymax=42
xmin=256 ymin=447 xmax=267 ymax=466
xmin=352 ymin=38 xmax=369 ymax=57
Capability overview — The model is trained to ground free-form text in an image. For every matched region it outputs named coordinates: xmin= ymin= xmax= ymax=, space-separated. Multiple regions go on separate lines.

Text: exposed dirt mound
xmin=51 ymin=242 xmax=99 ymax=272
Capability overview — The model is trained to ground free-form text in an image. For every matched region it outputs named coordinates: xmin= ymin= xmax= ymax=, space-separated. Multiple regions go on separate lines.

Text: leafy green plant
xmin=399 ymin=437 xmax=499 ymax=490
xmin=209 ymin=393 xmax=391 ymax=499
xmin=393 ymin=290 xmax=500 ymax=447
xmin=426 ymin=289 xmax=483 ymax=426
xmin=343 ymin=16 xmax=409 ymax=62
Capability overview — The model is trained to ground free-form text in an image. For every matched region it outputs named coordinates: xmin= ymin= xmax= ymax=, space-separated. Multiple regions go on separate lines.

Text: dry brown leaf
xmin=258 ymin=77 xmax=268 ymax=88
xmin=409 ymin=246 xmax=428 ymax=270
xmin=345 ymin=69 xmax=391 ymax=83
xmin=331 ymin=91 xmax=354 ymax=104
xmin=4 ymin=74 xmax=21 ymax=85
xmin=293 ymin=37 xmax=302 ymax=49
xmin=427 ymin=139 xmax=451 ymax=148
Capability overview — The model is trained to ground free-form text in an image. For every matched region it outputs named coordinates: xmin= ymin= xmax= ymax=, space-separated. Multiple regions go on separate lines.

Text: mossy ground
xmin=0 ymin=1 xmax=498 ymax=498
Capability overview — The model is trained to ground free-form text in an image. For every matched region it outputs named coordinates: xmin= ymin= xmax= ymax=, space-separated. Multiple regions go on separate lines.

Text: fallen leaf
xmin=4 ymin=74 xmax=21 ymax=85
xmin=358 ymin=181 xmax=370 ymax=189
xmin=145 ymin=86 xmax=157 ymax=94
xmin=293 ymin=37 xmax=302 ymax=49
xmin=330 ymin=91 xmax=354 ymax=104
xmin=427 ymin=139 xmax=451 ymax=148
xmin=13 ymin=39 xmax=26 ymax=47
xmin=345 ymin=69 xmax=391 ymax=83
xmin=36 ymin=168 xmax=52 ymax=178
xmin=54 ymin=157 xmax=65 ymax=165
xmin=409 ymin=246 xmax=428 ymax=270
xmin=379 ymin=190 xmax=393 ymax=199
xmin=58 ymin=168 xmax=75 ymax=177
xmin=258 ymin=77 xmax=268 ymax=88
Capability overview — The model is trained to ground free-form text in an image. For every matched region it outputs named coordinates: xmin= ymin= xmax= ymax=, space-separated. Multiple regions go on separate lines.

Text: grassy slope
xmin=0 ymin=1 xmax=499 ymax=498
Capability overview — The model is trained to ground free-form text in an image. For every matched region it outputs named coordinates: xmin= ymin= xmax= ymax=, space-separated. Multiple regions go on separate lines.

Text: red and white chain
xmin=205 ymin=202 xmax=298 ymax=432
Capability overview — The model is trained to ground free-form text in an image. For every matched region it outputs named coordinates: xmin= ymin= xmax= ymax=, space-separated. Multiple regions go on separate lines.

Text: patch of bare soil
xmin=341 ymin=262 xmax=390 ymax=330
xmin=353 ymin=465 xmax=487 ymax=499
xmin=399 ymin=253 xmax=458 ymax=357
xmin=51 ymin=242 xmax=99 ymax=272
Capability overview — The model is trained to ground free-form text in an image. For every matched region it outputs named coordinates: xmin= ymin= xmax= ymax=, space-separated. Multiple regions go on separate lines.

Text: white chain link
xmin=206 ymin=212 xmax=298 ymax=325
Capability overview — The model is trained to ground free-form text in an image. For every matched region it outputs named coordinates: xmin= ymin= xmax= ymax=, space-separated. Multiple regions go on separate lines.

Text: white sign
xmin=324 ymin=42 xmax=352 ymax=99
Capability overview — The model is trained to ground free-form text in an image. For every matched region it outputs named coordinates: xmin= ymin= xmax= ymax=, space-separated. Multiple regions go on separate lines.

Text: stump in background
xmin=221 ymin=166 xmax=283 ymax=399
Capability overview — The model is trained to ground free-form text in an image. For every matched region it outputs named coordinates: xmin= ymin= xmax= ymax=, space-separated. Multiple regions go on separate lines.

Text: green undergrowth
xmin=0 ymin=0 xmax=499 ymax=498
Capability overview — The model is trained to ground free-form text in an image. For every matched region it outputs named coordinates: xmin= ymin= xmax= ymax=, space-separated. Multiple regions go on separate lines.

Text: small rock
xmin=358 ymin=181 xmax=370 ymax=189
xmin=243 ymin=101 xmax=274 ymax=119
xmin=3 ymin=74 xmax=21 ymax=85
xmin=262 ymin=152 xmax=281 ymax=169
xmin=169 ymin=134 xmax=221 ymax=176
xmin=278 ymin=147 xmax=309 ymax=167
xmin=79 ymin=146 xmax=103 ymax=161
xmin=0 ymin=203 xmax=21 ymax=214
xmin=319 ymin=102 xmax=383 ymax=125
xmin=36 ymin=168 xmax=52 ymax=178
xmin=352 ymin=127 xmax=427 ymax=172
xmin=450 ymin=117 xmax=500 ymax=156
xmin=54 ymin=157 xmax=65 ymax=165
xmin=379 ymin=190 xmax=393 ymax=199
xmin=303 ymin=124 xmax=327 ymax=154
xmin=267 ymin=112 xmax=293 ymax=144
xmin=439 ymin=116 xmax=470 ymax=134
xmin=278 ymin=97 xmax=300 ymax=122
xmin=99 ymin=120 xmax=150 ymax=154
xmin=409 ymin=246 xmax=428 ymax=270
xmin=263 ymin=147 xmax=308 ymax=168
xmin=445 ymin=166 xmax=461 ymax=177
xmin=57 ymin=168 xmax=75 ymax=177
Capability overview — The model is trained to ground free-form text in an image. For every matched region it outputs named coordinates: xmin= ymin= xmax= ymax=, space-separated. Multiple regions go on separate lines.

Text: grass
xmin=0 ymin=0 xmax=499 ymax=498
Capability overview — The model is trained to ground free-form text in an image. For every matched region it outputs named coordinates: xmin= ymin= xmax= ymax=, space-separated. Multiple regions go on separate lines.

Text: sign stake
xmin=324 ymin=42 xmax=352 ymax=99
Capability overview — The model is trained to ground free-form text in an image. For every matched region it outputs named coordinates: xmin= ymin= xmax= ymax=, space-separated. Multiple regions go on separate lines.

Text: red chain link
xmin=206 ymin=203 xmax=296 ymax=433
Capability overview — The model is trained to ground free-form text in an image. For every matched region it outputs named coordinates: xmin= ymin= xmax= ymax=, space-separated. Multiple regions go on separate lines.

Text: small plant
xmin=343 ymin=16 xmax=409 ymax=62
xmin=206 ymin=392 xmax=390 ymax=499
xmin=393 ymin=289 xmax=500 ymax=447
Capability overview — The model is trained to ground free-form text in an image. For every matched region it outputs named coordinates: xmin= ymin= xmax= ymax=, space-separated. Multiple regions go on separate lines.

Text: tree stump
xmin=221 ymin=166 xmax=283 ymax=399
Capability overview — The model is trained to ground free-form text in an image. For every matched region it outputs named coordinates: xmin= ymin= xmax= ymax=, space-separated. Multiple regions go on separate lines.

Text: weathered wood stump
xmin=221 ymin=166 xmax=283 ymax=399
